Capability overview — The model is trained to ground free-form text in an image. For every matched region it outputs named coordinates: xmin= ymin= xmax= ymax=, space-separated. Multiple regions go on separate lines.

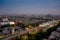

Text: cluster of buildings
xmin=0 ymin=16 xmax=15 ymax=26
xmin=0 ymin=16 xmax=15 ymax=36
xmin=48 ymin=27 xmax=60 ymax=40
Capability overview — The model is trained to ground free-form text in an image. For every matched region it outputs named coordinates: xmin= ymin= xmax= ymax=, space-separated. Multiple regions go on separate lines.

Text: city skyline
xmin=0 ymin=0 xmax=60 ymax=15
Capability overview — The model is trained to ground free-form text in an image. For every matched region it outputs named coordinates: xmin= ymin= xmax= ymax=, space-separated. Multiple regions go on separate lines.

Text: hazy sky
xmin=0 ymin=0 xmax=60 ymax=15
